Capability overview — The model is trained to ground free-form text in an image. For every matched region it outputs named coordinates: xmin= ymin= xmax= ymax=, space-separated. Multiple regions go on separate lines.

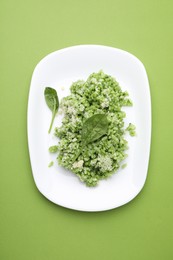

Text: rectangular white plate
xmin=27 ymin=45 xmax=151 ymax=211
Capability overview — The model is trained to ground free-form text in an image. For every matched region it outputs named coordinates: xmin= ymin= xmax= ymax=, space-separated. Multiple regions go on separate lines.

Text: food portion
xmin=52 ymin=71 xmax=135 ymax=186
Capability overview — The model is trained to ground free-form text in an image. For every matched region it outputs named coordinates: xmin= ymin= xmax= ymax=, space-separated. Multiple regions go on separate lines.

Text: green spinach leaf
xmin=73 ymin=114 xmax=108 ymax=161
xmin=81 ymin=114 xmax=109 ymax=145
xmin=44 ymin=87 xmax=59 ymax=133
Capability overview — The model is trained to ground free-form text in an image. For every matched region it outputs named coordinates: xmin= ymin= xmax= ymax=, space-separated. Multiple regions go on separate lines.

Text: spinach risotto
xmin=51 ymin=71 xmax=136 ymax=186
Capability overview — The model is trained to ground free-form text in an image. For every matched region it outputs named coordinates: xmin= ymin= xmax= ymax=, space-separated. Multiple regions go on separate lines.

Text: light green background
xmin=1 ymin=0 xmax=173 ymax=259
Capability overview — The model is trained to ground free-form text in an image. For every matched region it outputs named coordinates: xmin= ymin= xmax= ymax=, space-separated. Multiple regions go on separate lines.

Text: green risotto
xmin=54 ymin=71 xmax=135 ymax=186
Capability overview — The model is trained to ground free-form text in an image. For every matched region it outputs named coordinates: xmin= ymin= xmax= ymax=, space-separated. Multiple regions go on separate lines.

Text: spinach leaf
xmin=44 ymin=87 xmax=59 ymax=133
xmin=73 ymin=114 xmax=108 ymax=161
xmin=81 ymin=114 xmax=109 ymax=145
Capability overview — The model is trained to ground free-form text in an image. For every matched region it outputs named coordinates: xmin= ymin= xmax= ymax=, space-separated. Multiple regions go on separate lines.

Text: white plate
xmin=28 ymin=45 xmax=151 ymax=212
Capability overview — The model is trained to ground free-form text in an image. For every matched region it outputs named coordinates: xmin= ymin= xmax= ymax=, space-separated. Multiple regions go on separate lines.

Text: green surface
xmin=0 ymin=0 xmax=173 ymax=259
